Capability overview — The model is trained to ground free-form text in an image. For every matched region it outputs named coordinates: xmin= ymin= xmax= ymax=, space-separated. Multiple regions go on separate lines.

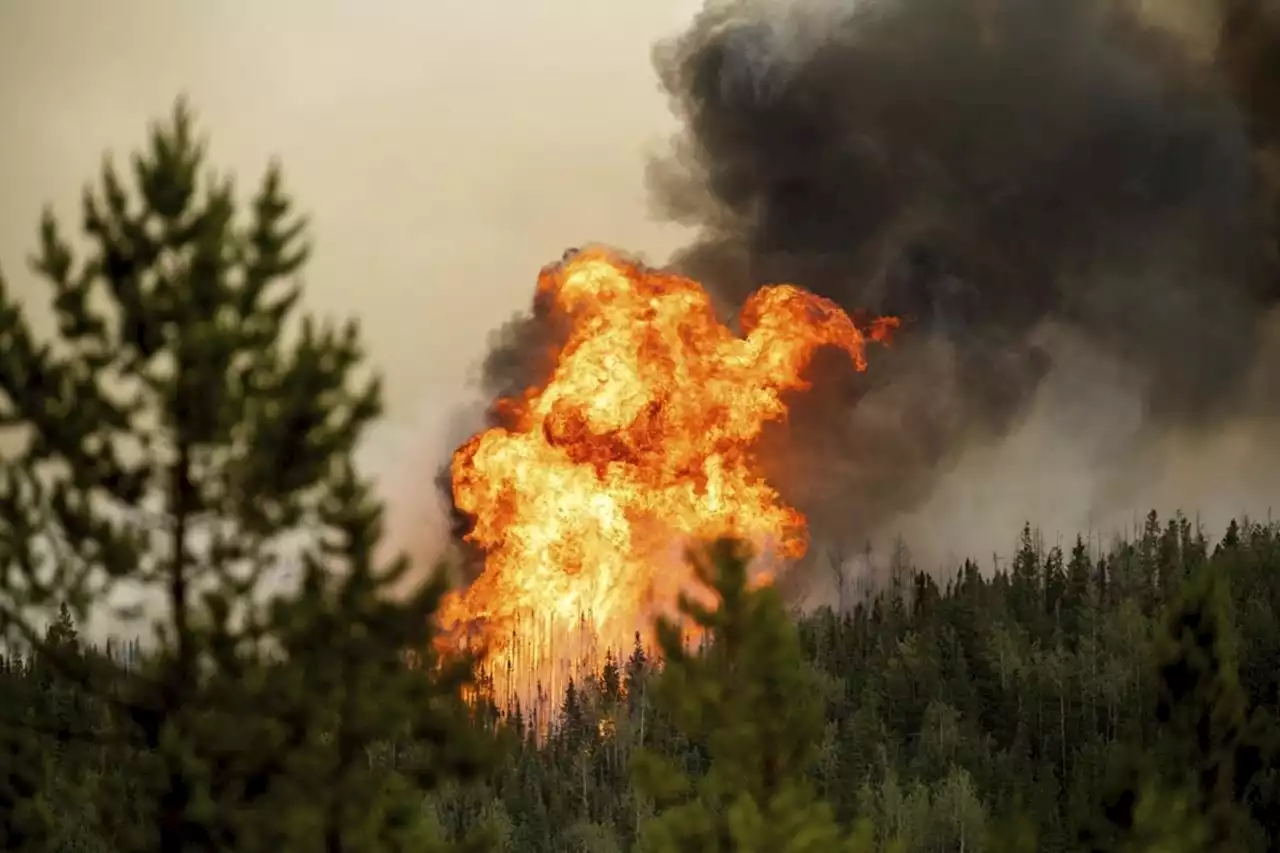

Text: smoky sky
xmin=626 ymin=0 xmax=1280 ymax=542
xmin=463 ymin=0 xmax=1280 ymax=556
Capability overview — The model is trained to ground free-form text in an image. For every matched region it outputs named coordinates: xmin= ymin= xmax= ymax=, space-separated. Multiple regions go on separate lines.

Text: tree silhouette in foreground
xmin=631 ymin=538 xmax=888 ymax=853
xmin=1082 ymin=536 xmax=1278 ymax=853
xmin=6 ymin=100 xmax=1280 ymax=853
xmin=0 ymin=100 xmax=488 ymax=853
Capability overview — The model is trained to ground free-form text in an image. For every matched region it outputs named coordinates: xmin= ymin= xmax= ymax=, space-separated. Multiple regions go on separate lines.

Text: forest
xmin=1 ymin=105 xmax=1279 ymax=853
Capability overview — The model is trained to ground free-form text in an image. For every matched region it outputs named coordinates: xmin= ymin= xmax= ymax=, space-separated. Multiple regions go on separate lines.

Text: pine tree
xmin=1157 ymin=516 xmax=1183 ymax=600
xmin=1044 ymin=545 xmax=1066 ymax=627
xmin=1010 ymin=523 xmax=1043 ymax=631
xmin=630 ymin=538 xmax=885 ymax=853
xmin=601 ymin=649 xmax=622 ymax=709
xmin=0 ymin=100 xmax=487 ymax=853
xmin=1064 ymin=536 xmax=1093 ymax=648
xmin=1135 ymin=511 xmax=1162 ymax=615
xmin=624 ymin=632 xmax=649 ymax=717
xmin=1080 ymin=562 xmax=1274 ymax=852
xmin=1150 ymin=562 xmax=1273 ymax=848
xmin=46 ymin=602 xmax=79 ymax=651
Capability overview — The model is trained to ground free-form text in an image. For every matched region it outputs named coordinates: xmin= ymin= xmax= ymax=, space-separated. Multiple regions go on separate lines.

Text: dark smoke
xmin=453 ymin=0 xmax=1280 ymax=564
xmin=642 ymin=0 xmax=1280 ymax=542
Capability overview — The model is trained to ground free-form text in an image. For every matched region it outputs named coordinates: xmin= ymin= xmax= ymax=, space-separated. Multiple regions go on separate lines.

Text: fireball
xmin=438 ymin=247 xmax=896 ymax=710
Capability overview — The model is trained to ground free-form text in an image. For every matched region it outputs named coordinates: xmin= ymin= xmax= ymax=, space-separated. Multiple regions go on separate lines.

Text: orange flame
xmin=438 ymin=247 xmax=896 ymax=710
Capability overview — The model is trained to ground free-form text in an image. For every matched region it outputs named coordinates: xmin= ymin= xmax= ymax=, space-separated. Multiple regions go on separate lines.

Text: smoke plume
xmin=643 ymin=0 xmax=1280 ymax=549
xmin=463 ymin=0 xmax=1280 ymax=575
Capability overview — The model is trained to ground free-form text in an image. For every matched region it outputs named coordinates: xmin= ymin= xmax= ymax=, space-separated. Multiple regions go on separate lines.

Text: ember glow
xmin=438 ymin=247 xmax=896 ymax=708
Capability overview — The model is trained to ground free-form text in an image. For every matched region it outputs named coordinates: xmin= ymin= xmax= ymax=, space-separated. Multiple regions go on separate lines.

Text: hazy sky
xmin=2 ymin=0 xmax=1271 ymax=585
xmin=0 ymin=0 xmax=697 ymax=427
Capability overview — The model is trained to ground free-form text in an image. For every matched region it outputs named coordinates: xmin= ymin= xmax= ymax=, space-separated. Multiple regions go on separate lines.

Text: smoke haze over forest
xmin=3 ymin=0 xmax=1279 ymax=595
xmin=8 ymin=6 xmax=1280 ymax=849
xmin=475 ymin=0 xmax=1280 ymax=588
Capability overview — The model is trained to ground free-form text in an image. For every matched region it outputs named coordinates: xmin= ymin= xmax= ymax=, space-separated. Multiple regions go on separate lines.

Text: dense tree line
xmin=5 ymin=512 xmax=1280 ymax=851
xmin=2 ymin=104 xmax=1278 ymax=852
xmin=415 ymin=514 xmax=1280 ymax=853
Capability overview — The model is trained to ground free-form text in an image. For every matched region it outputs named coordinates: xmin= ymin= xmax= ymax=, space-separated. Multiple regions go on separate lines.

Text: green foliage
xmin=631 ymin=538 xmax=884 ymax=853
xmin=1 ymin=102 xmax=1279 ymax=853
xmin=376 ymin=516 xmax=1280 ymax=853
xmin=1084 ymin=547 xmax=1278 ymax=853
xmin=0 ymin=101 xmax=487 ymax=853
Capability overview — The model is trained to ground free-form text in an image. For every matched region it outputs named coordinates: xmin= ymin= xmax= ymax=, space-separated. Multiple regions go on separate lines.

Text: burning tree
xmin=0 ymin=101 xmax=487 ymax=853
xmin=437 ymin=247 xmax=897 ymax=713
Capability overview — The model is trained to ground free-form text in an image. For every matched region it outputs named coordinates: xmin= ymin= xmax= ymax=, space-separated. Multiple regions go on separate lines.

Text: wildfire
xmin=438 ymin=247 xmax=896 ymax=711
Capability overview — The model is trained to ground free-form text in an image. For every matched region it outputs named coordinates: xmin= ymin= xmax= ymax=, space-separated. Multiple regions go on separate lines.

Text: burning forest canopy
xmin=433 ymin=0 xmax=1280 ymax=704
xmin=436 ymin=247 xmax=896 ymax=706
xmin=5 ymin=1 xmax=1280 ymax=849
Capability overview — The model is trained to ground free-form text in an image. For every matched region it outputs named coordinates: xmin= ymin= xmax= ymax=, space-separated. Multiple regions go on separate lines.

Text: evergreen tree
xmin=1010 ymin=523 xmax=1043 ymax=632
xmin=0 ymin=100 xmax=487 ymax=853
xmin=1044 ymin=545 xmax=1066 ymax=627
xmin=630 ymin=538 xmax=884 ymax=853
xmin=1063 ymin=536 xmax=1093 ymax=647
xmin=1150 ymin=563 xmax=1274 ymax=848
xmin=1081 ymin=561 xmax=1274 ymax=852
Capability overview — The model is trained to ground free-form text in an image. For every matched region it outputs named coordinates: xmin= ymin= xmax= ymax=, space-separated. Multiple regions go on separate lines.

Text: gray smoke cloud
xmin=640 ymin=0 xmax=1280 ymax=551
xmin=456 ymin=0 xmax=1280 ymax=581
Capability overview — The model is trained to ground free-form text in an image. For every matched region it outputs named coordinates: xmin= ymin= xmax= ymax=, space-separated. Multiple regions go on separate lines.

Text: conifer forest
xmin=5 ymin=1 xmax=1280 ymax=851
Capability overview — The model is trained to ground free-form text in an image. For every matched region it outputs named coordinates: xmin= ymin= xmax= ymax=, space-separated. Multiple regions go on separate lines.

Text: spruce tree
xmin=0 ymin=100 xmax=487 ymax=853
xmin=630 ymin=538 xmax=886 ymax=853
xmin=1149 ymin=562 xmax=1273 ymax=848
xmin=1080 ymin=562 xmax=1274 ymax=852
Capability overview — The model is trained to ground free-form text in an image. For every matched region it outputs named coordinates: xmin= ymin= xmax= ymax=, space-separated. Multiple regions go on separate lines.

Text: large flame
xmin=439 ymin=247 xmax=896 ymax=711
